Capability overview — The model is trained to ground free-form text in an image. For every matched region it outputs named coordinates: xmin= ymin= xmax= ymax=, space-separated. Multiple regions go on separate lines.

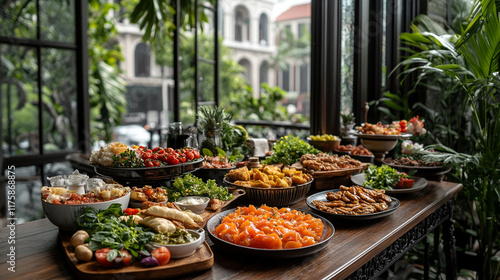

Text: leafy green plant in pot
xmin=396 ymin=1 xmax=500 ymax=279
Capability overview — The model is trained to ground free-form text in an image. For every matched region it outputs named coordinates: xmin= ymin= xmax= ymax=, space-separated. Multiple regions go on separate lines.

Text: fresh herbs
xmin=364 ymin=165 xmax=409 ymax=190
xmin=168 ymin=173 xmax=233 ymax=201
xmin=112 ymin=149 xmax=143 ymax=168
xmin=262 ymin=135 xmax=320 ymax=166
xmin=77 ymin=203 xmax=154 ymax=258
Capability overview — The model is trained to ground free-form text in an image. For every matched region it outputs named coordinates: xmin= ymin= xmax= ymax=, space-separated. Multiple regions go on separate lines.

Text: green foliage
xmin=169 ymin=173 xmax=233 ymax=201
xmin=262 ymin=135 xmax=320 ymax=166
xmin=395 ymin=1 xmax=500 ymax=279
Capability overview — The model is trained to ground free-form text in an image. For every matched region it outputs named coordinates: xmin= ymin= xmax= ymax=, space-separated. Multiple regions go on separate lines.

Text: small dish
xmin=175 ymin=196 xmax=210 ymax=214
xmin=351 ymin=173 xmax=428 ymax=194
xmin=147 ymin=228 xmax=205 ymax=258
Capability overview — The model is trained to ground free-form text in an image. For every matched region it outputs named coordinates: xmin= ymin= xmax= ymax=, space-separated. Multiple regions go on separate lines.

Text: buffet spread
xmin=39 ymin=117 xmax=453 ymax=279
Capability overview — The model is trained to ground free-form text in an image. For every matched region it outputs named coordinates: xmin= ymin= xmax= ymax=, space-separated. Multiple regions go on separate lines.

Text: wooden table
xmin=0 ymin=181 xmax=462 ymax=280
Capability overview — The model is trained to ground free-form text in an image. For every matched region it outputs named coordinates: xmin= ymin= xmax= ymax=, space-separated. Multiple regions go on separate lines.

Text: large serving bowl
xmin=147 ymin=229 xmax=205 ymax=258
xmin=307 ymin=138 xmax=341 ymax=154
xmin=223 ymin=177 xmax=313 ymax=207
xmin=42 ymin=191 xmax=130 ymax=231
xmin=355 ymin=133 xmax=411 ymax=163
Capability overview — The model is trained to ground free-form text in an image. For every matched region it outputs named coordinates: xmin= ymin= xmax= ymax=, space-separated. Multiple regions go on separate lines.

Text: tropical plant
xmin=395 ymin=0 xmax=500 ymax=279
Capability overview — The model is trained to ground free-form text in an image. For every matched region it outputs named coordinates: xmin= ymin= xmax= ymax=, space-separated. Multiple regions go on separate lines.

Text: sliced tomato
xmin=115 ymin=250 xmax=132 ymax=267
xmin=396 ymin=178 xmax=414 ymax=189
xmin=124 ymin=208 xmax=141 ymax=215
xmin=95 ymin=248 xmax=114 ymax=268
xmin=152 ymin=247 xmax=171 ymax=266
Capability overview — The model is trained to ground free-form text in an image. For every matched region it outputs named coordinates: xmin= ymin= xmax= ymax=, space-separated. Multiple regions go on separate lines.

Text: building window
xmin=234 ymin=5 xmax=250 ymax=42
xmin=259 ymin=61 xmax=269 ymax=90
xmin=299 ymin=63 xmax=309 ymax=93
xmin=259 ymin=13 xmax=268 ymax=45
xmin=238 ymin=58 xmax=252 ymax=85
xmin=281 ymin=64 xmax=290 ymax=91
xmin=134 ymin=43 xmax=151 ymax=77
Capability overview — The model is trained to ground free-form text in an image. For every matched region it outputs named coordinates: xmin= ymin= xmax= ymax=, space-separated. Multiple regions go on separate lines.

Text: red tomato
xmin=95 ymin=248 xmax=114 ymax=268
xmin=178 ymin=155 xmax=186 ymax=163
xmin=152 ymin=147 xmax=160 ymax=153
xmin=145 ymin=160 xmax=154 ymax=167
xmin=153 ymin=160 xmax=161 ymax=167
xmin=185 ymin=151 xmax=194 ymax=160
xmin=152 ymin=247 xmax=171 ymax=266
xmin=192 ymin=150 xmax=200 ymax=159
xmin=167 ymin=147 xmax=175 ymax=153
xmin=124 ymin=208 xmax=141 ymax=215
xmin=116 ymin=250 xmax=132 ymax=267
xmin=158 ymin=155 xmax=168 ymax=163
xmin=396 ymin=178 xmax=414 ymax=189
xmin=157 ymin=148 xmax=165 ymax=155
xmin=142 ymin=152 xmax=153 ymax=160
xmin=166 ymin=154 xmax=179 ymax=165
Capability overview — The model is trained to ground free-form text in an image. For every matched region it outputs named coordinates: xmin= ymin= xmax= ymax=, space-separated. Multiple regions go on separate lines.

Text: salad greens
xmin=364 ymin=165 xmax=409 ymax=190
xmin=77 ymin=203 xmax=154 ymax=258
xmin=168 ymin=173 xmax=233 ymax=202
xmin=262 ymin=135 xmax=320 ymax=166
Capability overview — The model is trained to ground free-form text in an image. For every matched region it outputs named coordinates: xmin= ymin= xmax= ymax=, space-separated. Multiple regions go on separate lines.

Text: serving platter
xmin=353 ymin=133 xmax=413 ymax=140
xmin=206 ymin=208 xmax=335 ymax=258
xmin=291 ymin=162 xmax=371 ymax=179
xmin=351 ymin=173 xmax=428 ymax=194
xmin=384 ymin=159 xmax=452 ymax=181
xmin=61 ymin=234 xmax=214 ymax=280
xmin=306 ymin=189 xmax=400 ymax=220
xmin=94 ymin=157 xmax=204 ymax=182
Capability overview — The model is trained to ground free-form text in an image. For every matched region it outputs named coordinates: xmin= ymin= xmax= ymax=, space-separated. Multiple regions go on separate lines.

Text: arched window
xmin=234 ymin=6 xmax=250 ymax=42
xmin=259 ymin=61 xmax=268 ymax=90
xmin=259 ymin=13 xmax=268 ymax=45
xmin=134 ymin=43 xmax=151 ymax=77
xmin=281 ymin=64 xmax=290 ymax=91
xmin=238 ymin=58 xmax=252 ymax=85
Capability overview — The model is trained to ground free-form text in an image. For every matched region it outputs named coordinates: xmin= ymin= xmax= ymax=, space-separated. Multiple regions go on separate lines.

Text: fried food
xmin=226 ymin=165 xmax=312 ymax=188
xmin=143 ymin=205 xmax=200 ymax=228
xmin=312 ymin=185 xmax=391 ymax=215
xmin=300 ymin=153 xmax=362 ymax=171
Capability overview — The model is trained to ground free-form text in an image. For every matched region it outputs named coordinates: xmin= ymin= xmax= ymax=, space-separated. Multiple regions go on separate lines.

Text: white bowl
xmin=148 ymin=228 xmax=205 ymax=258
xmin=41 ymin=191 xmax=130 ymax=231
xmin=175 ymin=196 xmax=210 ymax=214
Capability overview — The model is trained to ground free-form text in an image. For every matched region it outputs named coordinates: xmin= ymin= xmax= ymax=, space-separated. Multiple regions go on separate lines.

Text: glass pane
xmin=1 ymin=44 xmax=39 ymax=157
xmin=39 ymin=0 xmax=75 ymax=43
xmin=341 ymin=0 xmax=355 ymax=116
xmin=0 ymin=0 xmax=37 ymax=39
xmin=381 ymin=0 xmax=387 ymax=88
xmin=41 ymin=48 xmax=77 ymax=152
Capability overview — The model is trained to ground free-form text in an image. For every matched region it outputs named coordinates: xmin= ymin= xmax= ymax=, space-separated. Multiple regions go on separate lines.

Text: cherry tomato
xmin=178 ymin=155 xmax=186 ymax=163
xmin=185 ymin=151 xmax=194 ymax=160
xmin=95 ymin=248 xmax=114 ymax=268
xmin=152 ymin=247 xmax=171 ymax=266
xmin=152 ymin=147 xmax=160 ymax=153
xmin=145 ymin=160 xmax=154 ymax=167
xmin=396 ymin=178 xmax=415 ymax=189
xmin=192 ymin=150 xmax=200 ymax=158
xmin=116 ymin=250 xmax=132 ymax=267
xmin=158 ymin=155 xmax=168 ymax=163
xmin=167 ymin=147 xmax=175 ymax=153
xmin=166 ymin=154 xmax=179 ymax=165
xmin=157 ymin=148 xmax=165 ymax=155
xmin=142 ymin=152 xmax=153 ymax=160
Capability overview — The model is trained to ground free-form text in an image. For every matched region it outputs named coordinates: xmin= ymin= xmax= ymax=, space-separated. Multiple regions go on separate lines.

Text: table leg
xmin=443 ymin=205 xmax=458 ymax=280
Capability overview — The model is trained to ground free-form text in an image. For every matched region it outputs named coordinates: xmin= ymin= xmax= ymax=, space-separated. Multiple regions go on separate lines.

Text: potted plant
xmin=395 ymin=1 xmax=500 ymax=279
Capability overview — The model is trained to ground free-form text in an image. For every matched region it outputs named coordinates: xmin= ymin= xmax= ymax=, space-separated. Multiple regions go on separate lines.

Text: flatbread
xmin=139 ymin=216 xmax=176 ymax=233
xmin=144 ymin=206 xmax=199 ymax=228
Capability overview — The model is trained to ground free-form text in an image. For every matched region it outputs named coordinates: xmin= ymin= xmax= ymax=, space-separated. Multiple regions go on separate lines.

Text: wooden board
xmin=61 ymin=234 xmax=214 ymax=280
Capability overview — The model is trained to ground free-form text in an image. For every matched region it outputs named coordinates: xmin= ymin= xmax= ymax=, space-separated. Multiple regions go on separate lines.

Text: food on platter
xmin=262 ymin=135 xmax=321 ymax=166
xmin=143 ymin=205 xmax=201 ymax=229
xmin=337 ymin=144 xmax=373 ymax=156
xmin=168 ymin=174 xmax=233 ymax=210
xmin=358 ymin=116 xmax=426 ymax=137
xmin=225 ymin=165 xmax=312 ymax=188
xmin=214 ymin=205 xmax=324 ymax=249
xmin=89 ymin=142 xmax=201 ymax=168
xmin=392 ymin=140 xmax=444 ymax=167
xmin=312 ymin=185 xmax=392 ymax=215
xmin=201 ymin=155 xmax=235 ymax=169
xmin=364 ymin=165 xmax=414 ymax=190
xmin=41 ymin=183 xmax=129 ymax=204
xmin=130 ymin=185 xmax=168 ymax=205
xmin=309 ymin=134 xmax=340 ymax=141
xmin=151 ymin=228 xmax=198 ymax=245
xmin=176 ymin=196 xmax=210 ymax=214
xmin=299 ymin=153 xmax=362 ymax=171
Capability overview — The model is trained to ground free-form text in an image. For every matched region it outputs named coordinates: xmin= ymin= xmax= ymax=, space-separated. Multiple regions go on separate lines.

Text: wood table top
xmin=0 ymin=180 xmax=462 ymax=280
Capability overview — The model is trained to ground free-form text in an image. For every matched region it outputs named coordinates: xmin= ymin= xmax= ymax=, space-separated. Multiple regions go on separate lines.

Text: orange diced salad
xmin=215 ymin=205 xmax=324 ymax=249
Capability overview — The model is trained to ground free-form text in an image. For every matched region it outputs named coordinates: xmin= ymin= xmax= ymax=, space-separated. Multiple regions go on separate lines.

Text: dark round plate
xmin=384 ymin=159 xmax=452 ymax=177
xmin=206 ymin=208 xmax=335 ymax=258
xmin=351 ymin=173 xmax=428 ymax=194
xmin=94 ymin=157 xmax=204 ymax=181
xmin=306 ymin=189 xmax=400 ymax=220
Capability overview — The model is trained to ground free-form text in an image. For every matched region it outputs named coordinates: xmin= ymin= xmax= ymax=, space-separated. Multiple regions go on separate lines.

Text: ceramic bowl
xmin=307 ymin=138 xmax=341 ymax=153
xmin=41 ymin=191 xmax=130 ymax=231
xmin=148 ymin=228 xmax=205 ymax=258
xmin=175 ymin=196 xmax=210 ymax=214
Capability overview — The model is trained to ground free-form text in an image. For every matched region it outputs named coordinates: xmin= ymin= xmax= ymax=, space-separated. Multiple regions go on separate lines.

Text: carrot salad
xmin=215 ymin=205 xmax=324 ymax=249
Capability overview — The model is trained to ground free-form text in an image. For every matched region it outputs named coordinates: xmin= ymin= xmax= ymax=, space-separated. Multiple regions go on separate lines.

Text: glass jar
xmin=167 ymin=122 xmax=183 ymax=148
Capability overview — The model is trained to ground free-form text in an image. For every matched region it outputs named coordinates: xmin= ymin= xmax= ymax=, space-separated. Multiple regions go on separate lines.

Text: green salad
xmin=363 ymin=165 xmax=409 ymax=190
